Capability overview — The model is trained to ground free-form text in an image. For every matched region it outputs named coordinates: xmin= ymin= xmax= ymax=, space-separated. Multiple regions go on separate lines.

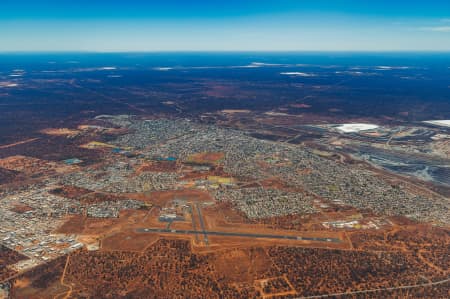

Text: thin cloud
xmin=420 ymin=26 xmax=450 ymax=32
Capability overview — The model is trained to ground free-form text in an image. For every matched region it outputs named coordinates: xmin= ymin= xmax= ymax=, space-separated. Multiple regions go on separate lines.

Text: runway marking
xmin=136 ymin=228 xmax=341 ymax=243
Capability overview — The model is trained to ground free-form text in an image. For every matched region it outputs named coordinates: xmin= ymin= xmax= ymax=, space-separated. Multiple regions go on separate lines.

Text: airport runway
xmin=136 ymin=228 xmax=341 ymax=243
xmin=195 ymin=203 xmax=209 ymax=245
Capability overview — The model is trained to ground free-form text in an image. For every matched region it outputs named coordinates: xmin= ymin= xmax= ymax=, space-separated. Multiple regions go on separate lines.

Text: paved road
xmin=136 ymin=228 xmax=341 ymax=243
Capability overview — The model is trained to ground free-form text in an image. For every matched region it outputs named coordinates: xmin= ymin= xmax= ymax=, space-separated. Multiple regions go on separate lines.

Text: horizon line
xmin=1 ymin=50 xmax=450 ymax=54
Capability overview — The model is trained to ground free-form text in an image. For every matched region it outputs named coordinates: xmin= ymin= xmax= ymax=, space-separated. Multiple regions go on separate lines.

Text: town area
xmin=0 ymin=115 xmax=448 ymax=298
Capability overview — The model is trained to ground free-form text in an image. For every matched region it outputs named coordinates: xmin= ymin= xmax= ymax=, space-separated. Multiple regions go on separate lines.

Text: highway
xmin=136 ymin=228 xmax=341 ymax=243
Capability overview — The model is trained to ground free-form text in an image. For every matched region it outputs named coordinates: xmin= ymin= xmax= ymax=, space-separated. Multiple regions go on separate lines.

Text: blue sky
xmin=1 ymin=0 xmax=450 ymax=51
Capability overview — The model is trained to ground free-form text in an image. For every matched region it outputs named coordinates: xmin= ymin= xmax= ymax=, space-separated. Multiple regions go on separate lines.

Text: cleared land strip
xmin=0 ymin=138 xmax=39 ymax=149
xmin=136 ymin=228 xmax=341 ymax=243
xmin=294 ymin=277 xmax=450 ymax=299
